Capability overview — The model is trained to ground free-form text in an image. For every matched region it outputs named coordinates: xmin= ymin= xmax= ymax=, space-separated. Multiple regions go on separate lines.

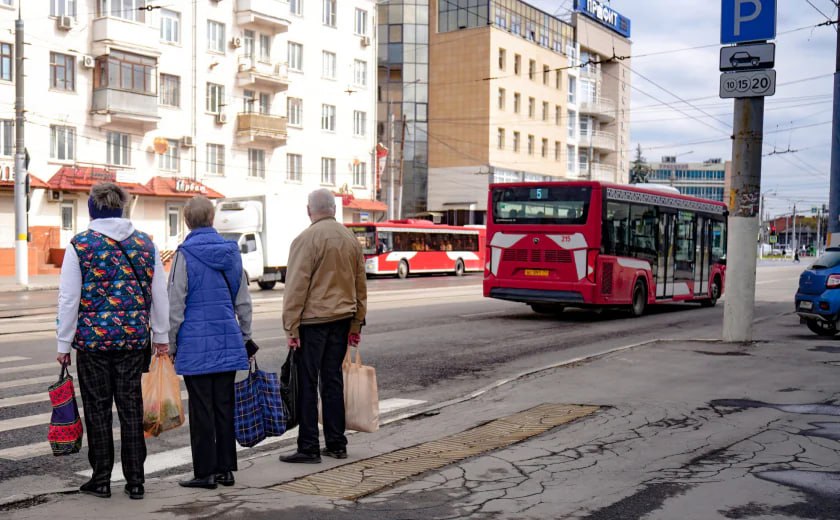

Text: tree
xmin=629 ymin=144 xmax=652 ymax=184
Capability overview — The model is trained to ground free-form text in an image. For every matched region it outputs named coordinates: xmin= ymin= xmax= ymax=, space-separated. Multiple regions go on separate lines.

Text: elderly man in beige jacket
xmin=281 ymin=189 xmax=367 ymax=464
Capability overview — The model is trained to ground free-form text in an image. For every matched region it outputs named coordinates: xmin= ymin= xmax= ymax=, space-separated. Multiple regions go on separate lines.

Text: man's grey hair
xmin=308 ymin=188 xmax=336 ymax=216
xmin=184 ymin=196 xmax=215 ymax=230
xmin=89 ymin=182 xmax=128 ymax=211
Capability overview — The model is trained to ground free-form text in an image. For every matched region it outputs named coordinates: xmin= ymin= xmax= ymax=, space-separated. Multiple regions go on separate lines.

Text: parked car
xmin=795 ymin=247 xmax=840 ymax=336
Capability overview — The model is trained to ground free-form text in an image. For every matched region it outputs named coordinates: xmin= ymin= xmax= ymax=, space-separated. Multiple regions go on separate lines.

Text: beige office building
xmin=426 ymin=0 xmax=631 ymax=224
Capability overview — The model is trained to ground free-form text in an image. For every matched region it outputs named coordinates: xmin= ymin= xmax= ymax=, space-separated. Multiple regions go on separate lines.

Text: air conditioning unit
xmin=82 ymin=55 xmax=95 ymax=69
xmin=48 ymin=190 xmax=63 ymax=203
xmin=180 ymin=136 xmax=194 ymax=148
xmin=215 ymin=112 xmax=228 ymax=125
xmin=230 ymin=37 xmax=242 ymax=49
xmin=57 ymin=16 xmax=74 ymax=31
xmin=360 ymin=36 xmax=371 ymax=47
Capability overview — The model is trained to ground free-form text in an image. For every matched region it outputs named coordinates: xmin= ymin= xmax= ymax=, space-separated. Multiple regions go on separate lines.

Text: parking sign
xmin=721 ymin=0 xmax=777 ymax=44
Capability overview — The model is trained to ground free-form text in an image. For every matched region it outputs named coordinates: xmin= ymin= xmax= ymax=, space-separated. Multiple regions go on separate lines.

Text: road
xmin=0 ymin=264 xmax=809 ymax=505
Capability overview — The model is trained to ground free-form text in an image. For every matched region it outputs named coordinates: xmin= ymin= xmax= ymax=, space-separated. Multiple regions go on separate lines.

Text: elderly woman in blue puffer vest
xmin=168 ymin=196 xmax=252 ymax=490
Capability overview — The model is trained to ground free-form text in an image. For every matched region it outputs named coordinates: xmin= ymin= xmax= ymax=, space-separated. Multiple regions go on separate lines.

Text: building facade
xmin=646 ymin=157 xmax=730 ymax=203
xmin=0 ymin=0 xmax=379 ymax=275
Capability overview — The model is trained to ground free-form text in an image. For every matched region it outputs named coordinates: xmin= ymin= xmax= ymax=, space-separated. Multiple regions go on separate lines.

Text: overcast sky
xmin=531 ymin=0 xmax=836 ymax=217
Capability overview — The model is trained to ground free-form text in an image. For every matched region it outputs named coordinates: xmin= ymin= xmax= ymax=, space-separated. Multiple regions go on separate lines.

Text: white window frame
xmin=160 ymin=9 xmax=180 ymax=44
xmin=259 ymin=34 xmax=271 ymax=63
xmin=50 ymin=125 xmax=75 ymax=161
xmin=207 ymin=20 xmax=225 ymax=53
xmin=354 ymin=8 xmax=367 ymax=35
xmin=353 ymin=59 xmax=367 ymax=87
xmin=498 ymin=88 xmax=505 ymax=110
xmin=106 ymin=131 xmax=131 ymax=166
xmin=353 ymin=110 xmax=366 ymax=137
xmin=160 ymin=73 xmax=180 ymax=107
xmin=497 ymin=128 xmax=504 ymax=150
xmin=103 ymin=0 xmax=145 ymax=22
xmin=207 ymin=144 xmax=225 ymax=176
xmin=322 ymin=0 xmax=336 ymax=27
xmin=288 ymin=42 xmax=303 ymax=71
xmin=0 ymin=120 xmax=12 ymax=156
xmin=322 ymin=51 xmax=336 ymax=79
xmin=286 ymin=153 xmax=302 ymax=182
xmin=320 ymin=157 xmax=336 ymax=185
xmin=158 ymin=138 xmax=180 ymax=171
xmin=248 ymin=148 xmax=266 ymax=178
xmin=287 ymin=97 xmax=303 ymax=126
xmin=206 ymin=82 xmax=224 ymax=114
xmin=290 ymin=0 xmax=303 ymax=16
xmin=352 ymin=161 xmax=367 ymax=187
xmin=51 ymin=0 xmax=76 ymax=17
xmin=321 ymin=104 xmax=336 ymax=131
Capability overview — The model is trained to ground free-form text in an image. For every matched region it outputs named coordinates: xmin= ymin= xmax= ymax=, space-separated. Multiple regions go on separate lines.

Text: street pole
xmin=14 ymin=14 xmax=27 ymax=286
xmin=396 ymin=114 xmax=406 ymax=220
xmin=387 ymin=112 xmax=395 ymax=221
xmin=828 ymin=8 xmax=840 ymax=248
xmin=758 ymin=193 xmax=764 ymax=259
xmin=792 ymin=204 xmax=797 ymax=253
xmin=723 ymin=97 xmax=764 ymax=342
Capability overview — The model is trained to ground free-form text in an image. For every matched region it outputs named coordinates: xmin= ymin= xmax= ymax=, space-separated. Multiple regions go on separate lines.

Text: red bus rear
xmin=483 ymin=182 xmax=727 ymax=315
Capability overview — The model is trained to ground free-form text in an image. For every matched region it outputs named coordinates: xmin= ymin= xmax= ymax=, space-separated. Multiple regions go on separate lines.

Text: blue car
xmin=796 ymin=247 xmax=840 ymax=336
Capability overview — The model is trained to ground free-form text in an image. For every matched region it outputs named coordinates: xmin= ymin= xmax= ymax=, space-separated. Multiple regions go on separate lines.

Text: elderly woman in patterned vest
xmin=168 ymin=196 xmax=252 ymax=490
xmin=56 ymin=182 xmax=170 ymax=500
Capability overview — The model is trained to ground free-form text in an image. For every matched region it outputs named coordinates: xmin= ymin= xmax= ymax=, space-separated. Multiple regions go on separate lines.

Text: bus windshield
xmin=492 ymin=186 xmax=591 ymax=225
xmin=347 ymin=226 xmax=377 ymax=255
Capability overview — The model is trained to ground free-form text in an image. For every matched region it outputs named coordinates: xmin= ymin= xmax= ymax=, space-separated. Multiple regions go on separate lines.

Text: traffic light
xmin=770 ymin=225 xmax=777 ymax=236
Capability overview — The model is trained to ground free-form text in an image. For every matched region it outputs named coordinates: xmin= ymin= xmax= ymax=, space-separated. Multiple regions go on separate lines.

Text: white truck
xmin=214 ymin=195 xmax=343 ymax=290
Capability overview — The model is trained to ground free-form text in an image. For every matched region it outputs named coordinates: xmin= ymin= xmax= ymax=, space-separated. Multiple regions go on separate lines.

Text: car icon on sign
xmin=730 ymin=52 xmax=760 ymax=68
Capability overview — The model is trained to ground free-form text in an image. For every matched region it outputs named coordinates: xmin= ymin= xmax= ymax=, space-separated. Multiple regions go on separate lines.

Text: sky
xmin=530 ymin=0 xmax=837 ymax=218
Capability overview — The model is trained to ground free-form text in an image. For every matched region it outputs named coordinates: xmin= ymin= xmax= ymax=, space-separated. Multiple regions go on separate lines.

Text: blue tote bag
xmin=234 ymin=359 xmax=287 ymax=447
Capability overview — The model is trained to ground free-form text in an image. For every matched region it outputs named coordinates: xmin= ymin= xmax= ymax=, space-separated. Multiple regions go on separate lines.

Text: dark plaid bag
xmin=280 ymin=350 xmax=299 ymax=430
xmin=47 ymin=364 xmax=83 ymax=456
xmin=234 ymin=360 xmax=287 ymax=447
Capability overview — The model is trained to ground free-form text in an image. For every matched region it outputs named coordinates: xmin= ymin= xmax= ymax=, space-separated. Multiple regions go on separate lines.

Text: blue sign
xmin=721 ymin=0 xmax=777 ymax=44
xmin=575 ymin=0 xmax=631 ymax=38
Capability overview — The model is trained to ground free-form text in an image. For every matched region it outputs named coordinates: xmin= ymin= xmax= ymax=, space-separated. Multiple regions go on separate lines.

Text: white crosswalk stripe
xmin=0 ymin=356 xmax=30 ymax=364
xmin=0 ymin=374 xmax=74 ymax=390
xmin=0 ymin=362 xmax=58 ymax=375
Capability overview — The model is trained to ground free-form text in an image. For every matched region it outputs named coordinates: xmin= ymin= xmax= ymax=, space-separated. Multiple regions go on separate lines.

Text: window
xmin=579 ymin=116 xmax=589 ymax=138
xmin=352 ymin=162 xmax=367 ymax=187
xmin=322 ymin=51 xmax=336 ymax=79
xmin=61 ymin=203 xmax=73 ymax=231
xmin=498 ymin=48 xmax=506 ymax=70
xmin=541 ymin=101 xmax=548 ymax=121
xmin=556 ymin=69 xmax=562 ymax=89
xmin=568 ymin=76 xmax=576 ymax=104
xmin=353 ymin=59 xmax=367 ymax=87
xmin=160 ymin=9 xmax=180 ymax=43
xmin=542 ymin=65 xmax=549 ymax=85
xmin=497 ymin=128 xmax=505 ymax=150
xmin=290 ymin=0 xmax=302 ymax=16
xmin=511 ymin=14 xmax=521 ymax=35
xmin=248 ymin=149 xmax=265 ymax=178
xmin=243 ymin=30 xmax=255 ymax=59
xmin=603 ymin=202 xmax=630 ymax=256
xmin=1 ymin=43 xmax=12 ymax=82
xmin=207 ymin=144 xmax=224 ymax=175
xmin=158 ymin=138 xmax=179 ymax=171
xmin=159 ymin=74 xmax=180 ymax=107
xmin=353 ymin=110 xmax=366 ymax=137
xmin=322 ymin=0 xmax=336 ymax=27
xmin=287 ymin=153 xmax=302 ymax=181
xmin=555 ymin=141 xmax=561 ymax=161
xmin=259 ymin=34 xmax=271 ymax=62
xmin=288 ymin=42 xmax=303 ymax=71
xmin=207 ymin=21 xmax=225 ymax=53
xmin=287 ymin=97 xmax=302 ymax=126
xmin=527 ymin=135 xmax=534 ymax=155
xmin=0 ymin=120 xmax=11 ymax=156
xmin=51 ymin=0 xmax=76 ymax=17
xmin=528 ymin=97 xmax=535 ymax=118
xmin=513 ymin=54 xmax=521 ymax=75
xmin=498 ymin=88 xmax=505 ymax=110
xmin=50 ymin=53 xmax=75 ymax=91
xmin=321 ymin=104 xmax=336 ymax=131
xmin=320 ymin=157 xmax=336 ymax=185
xmin=513 ymin=93 xmax=520 ymax=114
xmin=100 ymin=0 xmax=146 ymax=21
xmin=106 ymin=131 xmax=131 ymax=166
xmin=244 ymin=90 xmax=270 ymax=114
xmin=354 ymin=8 xmax=368 ymax=35
xmin=206 ymin=83 xmax=224 ymax=113
xmin=512 ymin=131 xmax=520 ymax=152
xmin=94 ymin=50 xmax=155 ymax=93
xmin=567 ymin=110 xmax=576 ymax=139
xmin=555 ymin=105 xmax=561 ymax=126
xmin=494 ymin=6 xmax=507 ymax=28
xmin=567 ymin=145 xmax=575 ymax=172
xmin=50 ymin=125 xmax=75 ymax=161
xmin=541 ymin=138 xmax=548 ymax=158
xmin=492 ymin=186 xmax=592 ymax=225
xmin=528 ymin=59 xmax=535 ymax=80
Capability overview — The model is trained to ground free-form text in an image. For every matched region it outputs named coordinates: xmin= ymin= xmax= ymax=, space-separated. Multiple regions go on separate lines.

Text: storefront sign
xmin=575 ymin=0 xmax=631 ymax=38
xmin=175 ymin=179 xmax=207 ymax=194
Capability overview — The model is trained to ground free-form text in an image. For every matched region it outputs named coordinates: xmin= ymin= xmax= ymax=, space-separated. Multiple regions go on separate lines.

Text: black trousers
xmin=298 ymin=319 xmax=351 ymax=455
xmin=76 ymin=349 xmax=146 ymax=486
xmin=183 ymin=372 xmax=237 ymax=478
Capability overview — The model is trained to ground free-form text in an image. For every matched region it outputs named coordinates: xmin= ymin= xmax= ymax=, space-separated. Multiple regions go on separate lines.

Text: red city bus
xmin=346 ymin=220 xmax=485 ymax=278
xmin=483 ymin=181 xmax=727 ymax=315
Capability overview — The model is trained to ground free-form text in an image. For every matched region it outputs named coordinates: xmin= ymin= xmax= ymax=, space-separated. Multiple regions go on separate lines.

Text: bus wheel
xmin=397 ymin=260 xmax=409 ymax=279
xmin=701 ymin=277 xmax=721 ymax=307
xmin=454 ymin=259 xmax=465 ymax=276
xmin=530 ymin=304 xmax=564 ymax=315
xmin=630 ymin=281 xmax=647 ymax=317
xmin=257 ymin=281 xmax=276 ymax=290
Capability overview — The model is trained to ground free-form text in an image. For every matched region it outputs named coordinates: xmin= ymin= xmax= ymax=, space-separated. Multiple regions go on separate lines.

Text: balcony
xmin=237 ymin=58 xmax=290 ymax=92
xmin=236 ymin=0 xmax=291 ymax=33
xmin=579 ymin=163 xmax=617 ymax=182
xmin=236 ymin=112 xmax=288 ymax=146
xmin=581 ymin=130 xmax=617 ymax=152
xmin=578 ymin=97 xmax=616 ymax=122
xmin=91 ymin=16 xmax=160 ymax=56
xmin=90 ymin=88 xmax=160 ymax=130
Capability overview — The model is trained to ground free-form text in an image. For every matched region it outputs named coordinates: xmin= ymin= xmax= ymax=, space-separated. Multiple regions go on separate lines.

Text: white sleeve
xmin=149 ymin=249 xmax=170 ymax=343
xmin=56 ymin=247 xmax=81 ymax=354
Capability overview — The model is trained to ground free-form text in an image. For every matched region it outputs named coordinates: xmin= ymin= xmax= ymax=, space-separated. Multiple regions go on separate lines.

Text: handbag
xmin=234 ymin=359 xmax=287 ymax=447
xmin=343 ymin=347 xmax=380 ymax=433
xmin=280 ymin=350 xmax=300 ymax=430
xmin=113 ymin=237 xmax=154 ymax=372
xmin=47 ymin=363 xmax=83 ymax=456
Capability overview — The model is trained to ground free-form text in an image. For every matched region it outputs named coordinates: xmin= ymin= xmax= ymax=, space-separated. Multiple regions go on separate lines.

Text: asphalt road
xmin=0 ymin=264 xmax=806 ymax=503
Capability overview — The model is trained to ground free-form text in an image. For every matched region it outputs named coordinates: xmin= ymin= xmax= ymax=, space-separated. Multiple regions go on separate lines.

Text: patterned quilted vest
xmin=71 ymin=229 xmax=156 ymax=353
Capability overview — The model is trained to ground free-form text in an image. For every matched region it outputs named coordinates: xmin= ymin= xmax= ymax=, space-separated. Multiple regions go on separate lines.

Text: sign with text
xmin=720 ymin=42 xmax=775 ymax=71
xmin=721 ymin=0 xmax=777 ymax=44
xmin=719 ymin=69 xmax=776 ymax=98
xmin=575 ymin=0 xmax=631 ymax=38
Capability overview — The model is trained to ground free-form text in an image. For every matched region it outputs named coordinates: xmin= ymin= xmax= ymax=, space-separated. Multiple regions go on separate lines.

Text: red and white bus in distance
xmin=346 ymin=220 xmax=486 ymax=278
xmin=484 ymin=182 xmax=727 ymax=315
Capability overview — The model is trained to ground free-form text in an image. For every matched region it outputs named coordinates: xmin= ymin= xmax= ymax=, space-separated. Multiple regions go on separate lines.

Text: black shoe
xmin=178 ymin=476 xmax=217 ymax=489
xmin=215 ymin=471 xmax=235 ymax=487
xmin=280 ymin=452 xmax=322 ymax=464
xmin=322 ymin=448 xmax=348 ymax=459
xmin=124 ymin=484 xmax=144 ymax=500
xmin=80 ymin=480 xmax=111 ymax=498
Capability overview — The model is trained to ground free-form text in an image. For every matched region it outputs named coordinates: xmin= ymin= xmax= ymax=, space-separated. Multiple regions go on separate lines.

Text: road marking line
xmin=459 ymin=310 xmax=509 ymax=318
xmin=0 ymin=374 xmax=71 ymax=390
xmin=0 ymin=362 xmax=58 ymax=375
xmin=0 ymin=356 xmax=29 ymax=364
xmin=76 ymin=398 xmax=427 ymax=481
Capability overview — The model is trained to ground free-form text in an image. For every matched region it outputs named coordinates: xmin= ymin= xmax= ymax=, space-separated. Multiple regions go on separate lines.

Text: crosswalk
xmin=0 ymin=353 xmax=426 ymax=483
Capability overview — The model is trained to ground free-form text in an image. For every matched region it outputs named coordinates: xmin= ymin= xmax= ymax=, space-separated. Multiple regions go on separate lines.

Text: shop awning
xmin=341 ymin=197 xmax=388 ymax=212
xmin=0 ymin=174 xmax=48 ymax=190
xmin=145 ymin=176 xmax=224 ymax=199
xmin=46 ymin=166 xmax=152 ymax=195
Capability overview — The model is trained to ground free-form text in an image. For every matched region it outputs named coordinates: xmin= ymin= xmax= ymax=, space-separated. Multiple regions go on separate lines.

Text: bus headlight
xmin=365 ymin=257 xmax=378 ymax=273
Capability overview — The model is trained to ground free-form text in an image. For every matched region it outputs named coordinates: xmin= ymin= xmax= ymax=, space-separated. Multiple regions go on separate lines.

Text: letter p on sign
xmin=721 ymin=0 xmax=776 ymax=44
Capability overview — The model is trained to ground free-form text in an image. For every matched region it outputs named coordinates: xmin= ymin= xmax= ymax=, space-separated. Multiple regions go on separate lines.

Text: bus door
xmin=694 ymin=216 xmax=711 ymax=295
xmin=657 ymin=211 xmax=676 ymax=299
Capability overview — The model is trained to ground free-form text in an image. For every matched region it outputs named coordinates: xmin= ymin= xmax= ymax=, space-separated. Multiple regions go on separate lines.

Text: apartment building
xmin=0 ymin=0 xmax=378 ymax=275
xmin=420 ymin=0 xmax=631 ymax=224
xmin=647 ymin=157 xmax=731 ymax=203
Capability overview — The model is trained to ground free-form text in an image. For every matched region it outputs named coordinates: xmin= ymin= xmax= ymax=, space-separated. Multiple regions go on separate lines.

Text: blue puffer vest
xmin=175 ymin=227 xmax=249 ymax=376
xmin=71 ymin=229 xmax=155 ymax=352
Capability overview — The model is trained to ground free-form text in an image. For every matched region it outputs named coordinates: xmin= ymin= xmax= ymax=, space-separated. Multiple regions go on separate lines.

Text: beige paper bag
xmin=343 ymin=347 xmax=379 ymax=432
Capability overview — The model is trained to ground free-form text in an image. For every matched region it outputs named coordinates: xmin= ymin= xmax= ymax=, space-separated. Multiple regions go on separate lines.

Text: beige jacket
xmin=282 ymin=216 xmax=367 ymax=339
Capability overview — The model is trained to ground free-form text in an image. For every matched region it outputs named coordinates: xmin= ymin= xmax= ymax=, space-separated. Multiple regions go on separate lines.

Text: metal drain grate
xmin=274 ymin=403 xmax=600 ymax=500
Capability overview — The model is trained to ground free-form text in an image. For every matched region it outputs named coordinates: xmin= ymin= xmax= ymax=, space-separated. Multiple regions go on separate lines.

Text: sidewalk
xmin=0 ymin=275 xmax=60 ymax=293
xmin=3 ymin=315 xmax=839 ymax=519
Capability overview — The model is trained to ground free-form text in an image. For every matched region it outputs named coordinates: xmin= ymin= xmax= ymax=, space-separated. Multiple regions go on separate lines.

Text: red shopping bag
xmin=47 ymin=364 xmax=83 ymax=456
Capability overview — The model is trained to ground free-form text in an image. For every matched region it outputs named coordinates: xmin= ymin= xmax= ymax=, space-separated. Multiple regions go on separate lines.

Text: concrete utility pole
xmin=396 ymin=114 xmax=407 ymax=220
xmin=14 ymin=13 xmax=27 ymax=286
xmin=387 ymin=113 xmax=395 ymax=221
xmin=829 ymin=8 xmax=840 ymax=248
xmin=723 ymin=98 xmax=764 ymax=342
xmin=792 ymin=204 xmax=797 ymax=253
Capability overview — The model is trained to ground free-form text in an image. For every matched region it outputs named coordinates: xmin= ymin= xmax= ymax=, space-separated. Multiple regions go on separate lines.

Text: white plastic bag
xmin=343 ymin=347 xmax=379 ymax=433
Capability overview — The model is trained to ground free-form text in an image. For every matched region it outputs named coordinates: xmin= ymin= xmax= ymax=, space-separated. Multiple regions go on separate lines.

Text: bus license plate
xmin=524 ymin=269 xmax=550 ymax=277
xmin=799 ymin=301 xmax=813 ymax=310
